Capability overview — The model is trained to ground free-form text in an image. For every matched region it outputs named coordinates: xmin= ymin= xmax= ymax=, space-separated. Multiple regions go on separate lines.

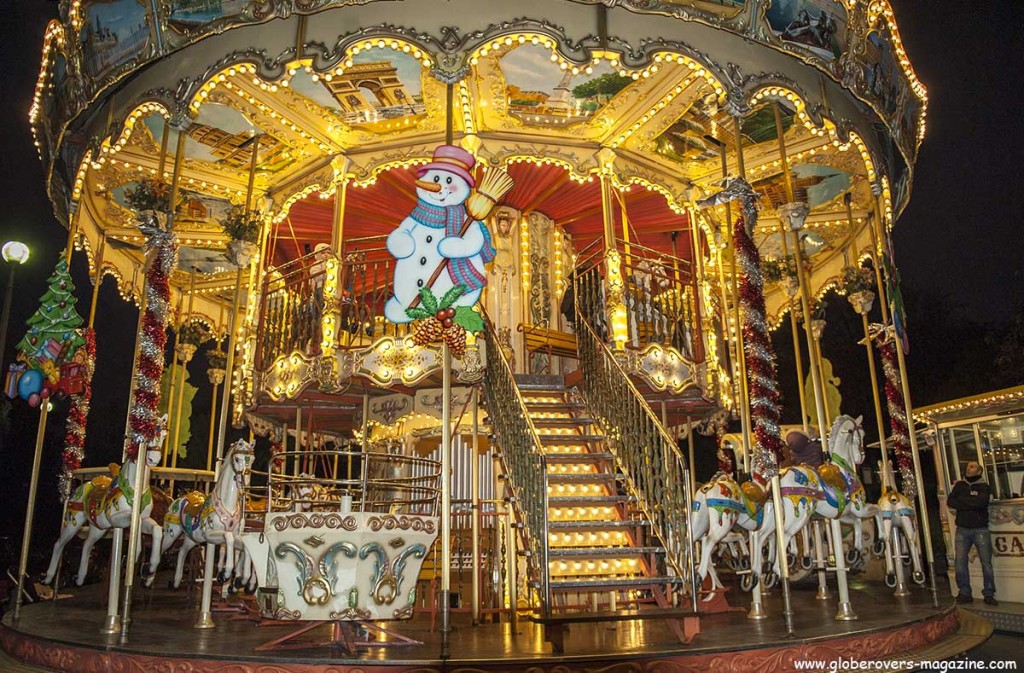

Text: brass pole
xmin=861 ymin=311 xmax=889 ymax=475
xmin=730 ymin=115 xmax=769 ymax=622
xmin=101 ymin=274 xmax=147 ymax=634
xmin=164 ymin=290 xmax=184 ymax=466
xmin=206 ymin=304 xmax=225 ymax=473
xmin=773 ymin=103 xmax=809 ymax=432
xmin=470 ymin=386 xmax=481 ymax=625
xmin=294 ymin=405 xmax=303 ymax=478
xmin=156 ymin=123 xmax=171 ymax=179
xmin=871 ymin=188 xmax=938 ymax=606
xmin=119 ymin=405 xmax=151 ymax=640
xmin=168 ymin=130 xmax=187 ymax=223
xmin=13 ymin=404 xmax=49 ymax=622
xmin=88 ymin=234 xmax=107 ymax=328
xmin=440 ymin=345 xmax=453 ymax=633
xmin=170 ymin=267 xmax=198 ymax=476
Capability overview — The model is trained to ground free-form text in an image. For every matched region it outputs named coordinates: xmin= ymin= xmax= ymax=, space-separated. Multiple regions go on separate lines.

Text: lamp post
xmin=0 ymin=241 xmax=30 ymax=370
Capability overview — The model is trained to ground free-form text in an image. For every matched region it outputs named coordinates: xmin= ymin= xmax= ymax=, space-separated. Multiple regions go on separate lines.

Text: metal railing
xmin=256 ymin=249 xmax=330 ymax=371
xmin=617 ymin=244 xmax=698 ymax=360
xmin=256 ymin=247 xmax=415 ymax=372
xmin=482 ymin=313 xmax=551 ymax=615
xmin=573 ymin=268 xmax=697 ymax=596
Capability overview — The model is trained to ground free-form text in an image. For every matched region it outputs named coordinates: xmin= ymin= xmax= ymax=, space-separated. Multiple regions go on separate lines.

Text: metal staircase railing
xmin=572 ymin=268 xmax=698 ymax=603
xmin=482 ymin=314 xmax=552 ymax=615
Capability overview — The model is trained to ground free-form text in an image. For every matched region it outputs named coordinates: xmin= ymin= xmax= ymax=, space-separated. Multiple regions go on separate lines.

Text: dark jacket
xmin=793 ymin=439 xmax=825 ymax=468
xmin=946 ymin=477 xmax=991 ymax=529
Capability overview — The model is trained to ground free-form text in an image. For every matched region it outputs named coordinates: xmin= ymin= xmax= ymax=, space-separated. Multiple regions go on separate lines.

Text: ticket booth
xmin=916 ymin=386 xmax=1024 ymax=601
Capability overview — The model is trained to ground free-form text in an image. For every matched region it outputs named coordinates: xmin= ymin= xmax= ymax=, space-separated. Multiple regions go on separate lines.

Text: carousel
xmin=1 ymin=0 xmax=987 ymax=670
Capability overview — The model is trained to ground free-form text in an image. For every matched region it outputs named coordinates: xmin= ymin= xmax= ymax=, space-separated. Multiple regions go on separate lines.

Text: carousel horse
xmin=758 ymin=414 xmax=877 ymax=579
xmin=160 ymin=438 xmax=255 ymax=589
xmin=691 ymin=474 xmax=769 ymax=592
xmin=876 ymin=459 xmax=926 ymax=586
xmin=44 ymin=415 xmax=168 ymax=587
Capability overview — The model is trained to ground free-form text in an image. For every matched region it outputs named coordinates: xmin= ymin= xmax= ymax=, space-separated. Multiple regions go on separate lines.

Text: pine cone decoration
xmin=412 ymin=318 xmax=445 ymax=346
xmin=444 ymin=324 xmax=467 ymax=358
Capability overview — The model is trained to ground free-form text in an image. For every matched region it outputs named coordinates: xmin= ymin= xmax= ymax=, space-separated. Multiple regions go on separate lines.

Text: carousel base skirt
xmin=0 ymin=577 xmax=983 ymax=673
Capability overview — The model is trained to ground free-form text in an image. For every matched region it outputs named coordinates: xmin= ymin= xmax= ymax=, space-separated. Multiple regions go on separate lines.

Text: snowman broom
xmin=405 ymin=166 xmax=514 ymax=355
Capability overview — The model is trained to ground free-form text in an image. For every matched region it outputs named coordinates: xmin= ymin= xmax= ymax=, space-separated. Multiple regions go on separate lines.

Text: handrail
xmin=482 ymin=312 xmax=551 ymax=616
xmin=572 ymin=269 xmax=697 ymax=596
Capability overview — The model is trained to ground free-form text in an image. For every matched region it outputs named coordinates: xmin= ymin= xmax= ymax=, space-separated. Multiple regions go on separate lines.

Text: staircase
xmin=514 ymin=375 xmax=684 ymax=609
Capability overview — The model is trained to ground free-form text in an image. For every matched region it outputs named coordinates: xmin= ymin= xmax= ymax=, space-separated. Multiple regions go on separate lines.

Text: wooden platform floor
xmin=0 ymin=575 xmax=975 ymax=672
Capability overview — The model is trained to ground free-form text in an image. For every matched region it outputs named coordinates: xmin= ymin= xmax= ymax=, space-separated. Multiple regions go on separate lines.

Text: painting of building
xmin=81 ymin=0 xmax=152 ymax=78
xmin=500 ymin=45 xmax=624 ymax=125
xmin=168 ymin=0 xmax=247 ymax=29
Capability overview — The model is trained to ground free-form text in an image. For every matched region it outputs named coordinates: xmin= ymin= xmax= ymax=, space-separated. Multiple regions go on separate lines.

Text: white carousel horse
xmin=691 ymin=475 xmax=768 ymax=592
xmin=160 ymin=438 xmax=254 ymax=589
xmin=877 ymin=459 xmax=926 ymax=586
xmin=758 ymin=414 xmax=877 ymax=578
xmin=44 ymin=415 xmax=168 ymax=587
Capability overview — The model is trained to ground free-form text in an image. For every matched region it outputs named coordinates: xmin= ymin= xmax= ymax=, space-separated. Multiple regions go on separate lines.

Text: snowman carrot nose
xmin=415 ymin=179 xmax=442 ymax=192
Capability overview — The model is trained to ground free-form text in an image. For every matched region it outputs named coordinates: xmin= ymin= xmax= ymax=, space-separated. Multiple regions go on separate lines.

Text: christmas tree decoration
xmin=877 ymin=332 xmax=916 ymax=499
xmin=7 ymin=254 xmax=88 ymax=406
xmin=126 ymin=223 xmax=178 ymax=459
xmin=60 ymin=328 xmax=95 ymax=499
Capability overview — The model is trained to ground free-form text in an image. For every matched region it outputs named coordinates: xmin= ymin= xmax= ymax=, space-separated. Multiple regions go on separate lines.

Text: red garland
xmin=59 ymin=328 xmax=96 ymax=499
xmin=733 ymin=216 xmax=786 ymax=481
xmin=877 ymin=338 xmax=916 ymax=499
xmin=125 ymin=229 xmax=176 ymax=459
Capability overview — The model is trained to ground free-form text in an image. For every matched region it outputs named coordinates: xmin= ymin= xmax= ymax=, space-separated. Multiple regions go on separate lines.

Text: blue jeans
xmin=955 ymin=527 xmax=995 ymax=598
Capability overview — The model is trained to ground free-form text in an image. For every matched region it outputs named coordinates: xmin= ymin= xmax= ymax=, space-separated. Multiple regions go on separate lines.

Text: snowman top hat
xmin=416 ymin=145 xmax=476 ymax=188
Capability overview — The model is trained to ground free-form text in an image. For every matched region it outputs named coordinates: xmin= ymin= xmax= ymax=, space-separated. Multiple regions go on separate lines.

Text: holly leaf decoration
xmin=418 ymin=287 xmax=439 ymax=314
xmin=405 ymin=307 xmax=433 ymax=320
xmin=453 ymin=306 xmax=484 ymax=334
xmin=439 ymin=285 xmax=466 ymax=310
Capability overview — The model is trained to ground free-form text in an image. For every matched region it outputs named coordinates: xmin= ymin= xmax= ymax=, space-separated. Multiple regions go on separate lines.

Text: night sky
xmin=0 ymin=2 xmax=1021 ymax=557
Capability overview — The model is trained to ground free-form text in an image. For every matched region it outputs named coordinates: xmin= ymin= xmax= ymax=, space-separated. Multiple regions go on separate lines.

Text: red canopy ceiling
xmin=270 ymin=162 xmax=693 ymax=267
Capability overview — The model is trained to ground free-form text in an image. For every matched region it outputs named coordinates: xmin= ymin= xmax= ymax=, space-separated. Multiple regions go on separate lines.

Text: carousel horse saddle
xmin=740 ymin=481 xmax=767 ymax=518
xmin=84 ymin=478 xmax=114 ymax=521
xmin=181 ymin=491 xmax=207 ymax=520
xmin=816 ymin=464 xmax=847 ymax=494
xmin=816 ymin=463 xmax=850 ymax=510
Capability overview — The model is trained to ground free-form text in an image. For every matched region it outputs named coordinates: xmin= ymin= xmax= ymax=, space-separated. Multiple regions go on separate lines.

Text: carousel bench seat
xmin=532 ymin=606 xmax=700 ymax=653
xmin=518 ymin=324 xmax=578 ymax=359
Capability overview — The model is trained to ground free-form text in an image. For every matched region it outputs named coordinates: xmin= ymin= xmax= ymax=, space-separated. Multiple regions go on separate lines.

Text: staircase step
xmin=523 ymin=400 xmax=586 ymax=410
xmin=547 ymin=472 xmax=625 ymax=482
xmin=549 ymin=519 xmax=649 ymax=529
xmin=549 ymin=546 xmax=665 ymax=558
xmin=529 ymin=417 xmax=596 ymax=427
xmin=543 ymin=452 xmax=614 ymax=463
xmin=538 ymin=434 xmax=606 ymax=443
xmin=548 ymin=495 xmax=630 ymax=505
xmin=549 ymin=576 xmax=684 ymax=591
xmin=514 ymin=375 xmax=566 ymax=391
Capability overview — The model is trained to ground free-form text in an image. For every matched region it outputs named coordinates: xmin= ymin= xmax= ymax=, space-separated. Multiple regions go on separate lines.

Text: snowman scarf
xmin=409 ymin=198 xmax=496 ymax=292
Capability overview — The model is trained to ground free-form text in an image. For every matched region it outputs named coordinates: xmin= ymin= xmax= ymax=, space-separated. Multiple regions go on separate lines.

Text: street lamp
xmin=0 ymin=240 xmax=30 ymax=372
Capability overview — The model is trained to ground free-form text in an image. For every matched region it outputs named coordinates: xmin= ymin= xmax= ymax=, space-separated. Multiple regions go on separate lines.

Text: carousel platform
xmin=0 ymin=576 xmax=985 ymax=673
xmin=962 ymin=600 xmax=1024 ymax=635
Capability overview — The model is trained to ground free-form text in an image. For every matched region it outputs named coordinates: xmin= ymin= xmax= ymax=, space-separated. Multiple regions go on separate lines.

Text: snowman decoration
xmin=385 ymin=145 xmax=512 ymax=353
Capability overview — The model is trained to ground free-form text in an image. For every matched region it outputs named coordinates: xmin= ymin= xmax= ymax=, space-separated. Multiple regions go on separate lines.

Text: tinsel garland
xmin=126 ymin=224 xmax=177 ymax=459
xmin=60 ymin=328 xmax=95 ymax=499
xmin=733 ymin=215 xmax=787 ymax=481
xmin=877 ymin=335 xmax=916 ymax=499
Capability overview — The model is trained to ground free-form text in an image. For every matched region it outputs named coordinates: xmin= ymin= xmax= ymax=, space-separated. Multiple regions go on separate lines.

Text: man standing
xmin=946 ymin=461 xmax=996 ymax=605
